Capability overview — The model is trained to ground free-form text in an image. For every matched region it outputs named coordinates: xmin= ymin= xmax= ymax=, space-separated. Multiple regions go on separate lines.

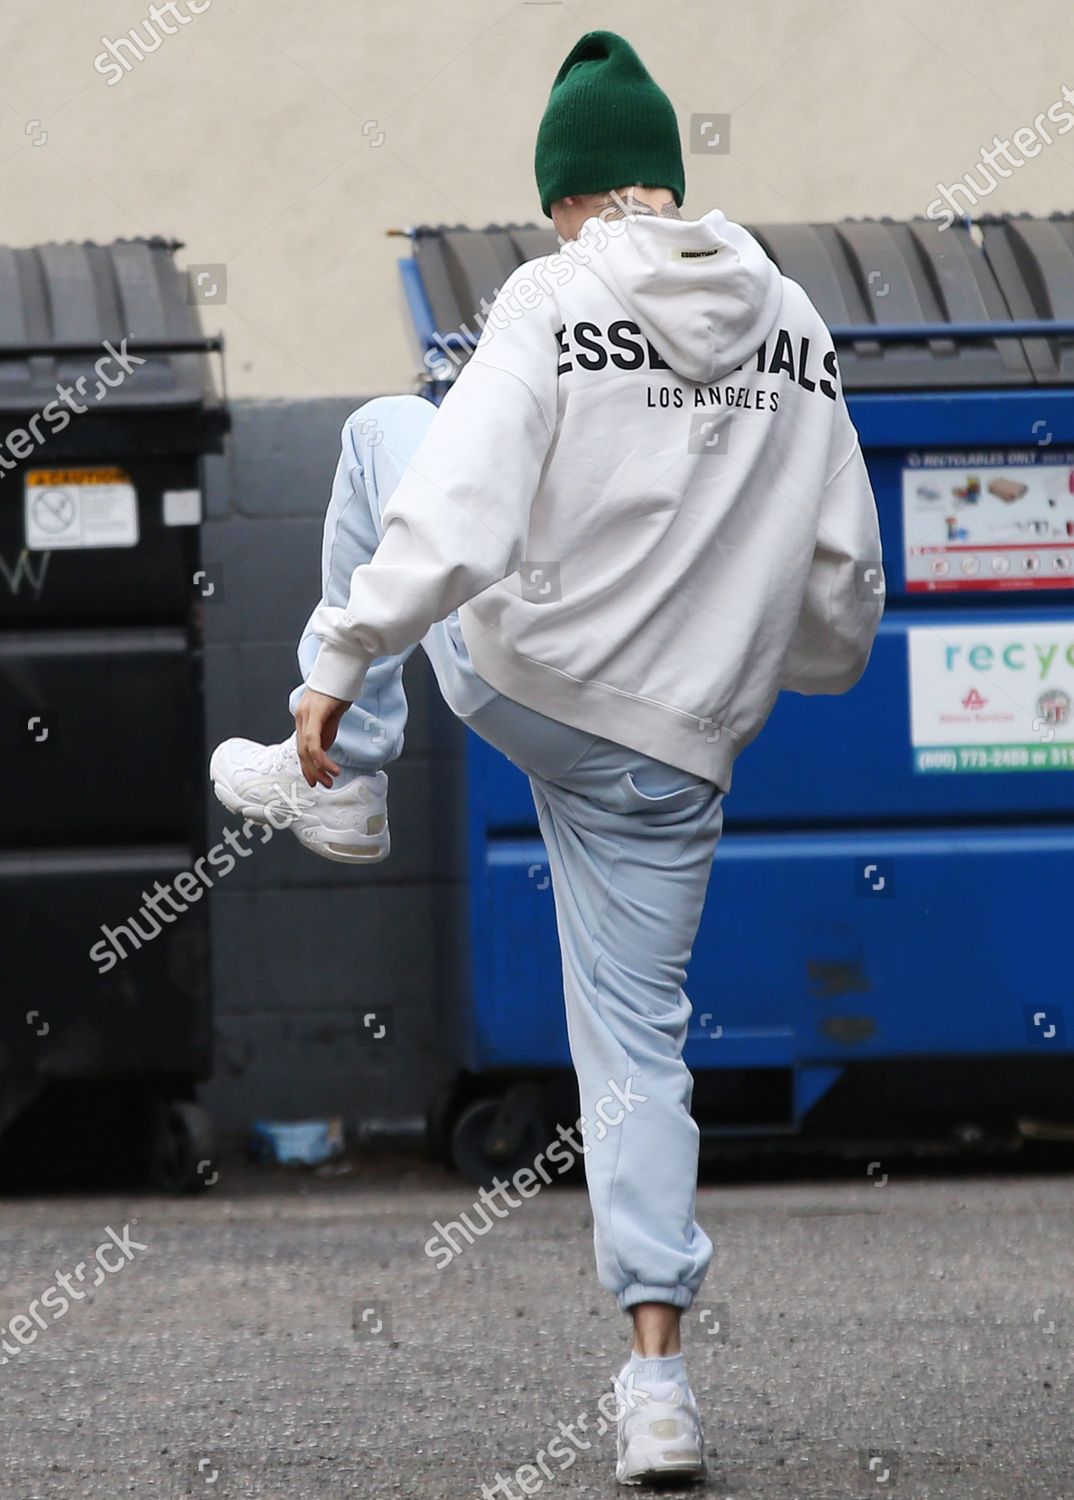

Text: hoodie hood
xmin=572 ymin=207 xmax=784 ymax=385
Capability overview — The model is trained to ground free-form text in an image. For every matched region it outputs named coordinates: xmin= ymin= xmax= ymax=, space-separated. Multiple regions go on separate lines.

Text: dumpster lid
xmin=402 ymin=214 xmax=1074 ymax=392
xmin=0 ymin=237 xmax=226 ymax=421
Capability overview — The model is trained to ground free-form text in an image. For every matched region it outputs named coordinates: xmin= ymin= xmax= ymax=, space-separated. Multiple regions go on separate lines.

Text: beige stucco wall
xmin=4 ymin=0 xmax=1072 ymax=397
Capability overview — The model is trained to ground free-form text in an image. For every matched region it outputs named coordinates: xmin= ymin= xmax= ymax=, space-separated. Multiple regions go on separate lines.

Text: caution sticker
xmin=23 ymin=466 xmax=138 ymax=551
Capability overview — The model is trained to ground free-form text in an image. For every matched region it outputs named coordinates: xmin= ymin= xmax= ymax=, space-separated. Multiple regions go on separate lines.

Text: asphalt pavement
xmin=0 ymin=1153 xmax=1071 ymax=1499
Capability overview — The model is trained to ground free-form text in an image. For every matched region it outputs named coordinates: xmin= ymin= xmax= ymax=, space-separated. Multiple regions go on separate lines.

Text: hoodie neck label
xmin=673 ymin=247 xmax=721 ymax=259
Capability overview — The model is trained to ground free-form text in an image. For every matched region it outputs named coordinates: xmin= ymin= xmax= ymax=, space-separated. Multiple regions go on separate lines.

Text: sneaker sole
xmin=294 ymin=821 xmax=390 ymax=865
xmin=617 ymin=1465 xmax=706 ymax=1487
xmin=616 ymin=1426 xmax=708 ymax=1487
xmin=210 ymin=768 xmax=390 ymax=866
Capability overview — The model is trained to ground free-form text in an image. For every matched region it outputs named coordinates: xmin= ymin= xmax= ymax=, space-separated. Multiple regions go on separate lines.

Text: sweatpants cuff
xmin=617 ymin=1283 xmax=696 ymax=1314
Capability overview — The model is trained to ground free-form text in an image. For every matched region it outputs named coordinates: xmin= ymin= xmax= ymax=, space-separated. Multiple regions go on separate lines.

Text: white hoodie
xmin=307 ymin=207 xmax=883 ymax=790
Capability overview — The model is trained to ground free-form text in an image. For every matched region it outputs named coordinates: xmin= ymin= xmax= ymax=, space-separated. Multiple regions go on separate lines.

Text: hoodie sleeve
xmin=305 ymin=274 xmax=558 ymax=704
xmin=779 ymin=404 xmax=884 ymax=696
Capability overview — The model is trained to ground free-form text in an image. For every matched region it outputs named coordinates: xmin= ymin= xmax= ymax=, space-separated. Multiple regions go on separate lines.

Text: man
xmin=210 ymin=30 xmax=882 ymax=1486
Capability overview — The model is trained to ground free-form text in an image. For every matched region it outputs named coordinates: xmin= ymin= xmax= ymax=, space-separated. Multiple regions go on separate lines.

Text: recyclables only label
xmin=903 ymin=449 xmax=1074 ymax=592
xmin=24 ymin=466 xmax=138 ymax=551
xmin=909 ymin=623 xmax=1074 ymax=772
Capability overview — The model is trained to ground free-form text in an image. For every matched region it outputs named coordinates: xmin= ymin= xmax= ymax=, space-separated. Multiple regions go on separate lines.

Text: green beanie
xmin=534 ymin=31 xmax=685 ymax=219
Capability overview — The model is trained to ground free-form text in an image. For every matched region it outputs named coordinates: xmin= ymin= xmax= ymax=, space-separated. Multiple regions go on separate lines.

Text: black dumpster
xmin=0 ymin=237 xmax=227 ymax=1190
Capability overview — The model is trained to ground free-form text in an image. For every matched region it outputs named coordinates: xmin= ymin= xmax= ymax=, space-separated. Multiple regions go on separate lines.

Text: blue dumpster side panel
xmin=469 ymin=782 xmax=1074 ymax=1081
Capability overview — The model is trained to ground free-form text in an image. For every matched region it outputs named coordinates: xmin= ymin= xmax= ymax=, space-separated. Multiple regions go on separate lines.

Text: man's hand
xmin=294 ymin=688 xmax=351 ymax=788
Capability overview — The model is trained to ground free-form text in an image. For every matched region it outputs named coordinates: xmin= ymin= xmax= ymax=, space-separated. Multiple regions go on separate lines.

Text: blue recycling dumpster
xmin=399 ymin=214 xmax=1074 ymax=1179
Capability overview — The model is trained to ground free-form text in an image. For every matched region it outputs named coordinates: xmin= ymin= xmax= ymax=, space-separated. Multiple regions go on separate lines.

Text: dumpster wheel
xmin=450 ymin=1094 xmax=547 ymax=1188
xmin=148 ymin=1099 xmax=216 ymax=1194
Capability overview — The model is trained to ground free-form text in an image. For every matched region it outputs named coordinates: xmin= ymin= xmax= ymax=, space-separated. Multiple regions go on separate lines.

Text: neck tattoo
xmin=598 ymin=190 xmax=682 ymax=222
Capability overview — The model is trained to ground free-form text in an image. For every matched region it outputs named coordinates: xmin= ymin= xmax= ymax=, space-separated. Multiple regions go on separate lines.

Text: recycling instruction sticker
xmin=903 ymin=449 xmax=1074 ymax=592
xmin=24 ymin=466 xmax=138 ymax=551
xmin=908 ymin=622 xmax=1074 ymax=772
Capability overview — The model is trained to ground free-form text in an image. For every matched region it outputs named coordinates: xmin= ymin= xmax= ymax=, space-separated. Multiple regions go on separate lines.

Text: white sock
xmin=329 ymin=763 xmax=364 ymax=786
xmin=621 ymin=1350 xmax=690 ymax=1392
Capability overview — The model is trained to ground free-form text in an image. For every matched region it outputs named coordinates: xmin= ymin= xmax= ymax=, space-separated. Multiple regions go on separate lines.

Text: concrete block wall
xmin=198 ymin=397 xmax=468 ymax=1143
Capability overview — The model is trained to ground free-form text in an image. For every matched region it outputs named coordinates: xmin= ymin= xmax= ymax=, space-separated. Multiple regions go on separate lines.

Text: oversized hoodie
xmin=306 ymin=207 xmax=884 ymax=790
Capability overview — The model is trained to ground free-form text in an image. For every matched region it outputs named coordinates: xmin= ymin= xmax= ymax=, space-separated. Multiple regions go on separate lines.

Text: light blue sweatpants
xmin=290 ymin=396 xmax=726 ymax=1313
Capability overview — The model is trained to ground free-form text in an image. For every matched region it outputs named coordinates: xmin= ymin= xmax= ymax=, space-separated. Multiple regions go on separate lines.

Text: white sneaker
xmin=613 ymin=1373 xmax=708 ymax=1487
xmin=209 ymin=734 xmax=390 ymax=864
